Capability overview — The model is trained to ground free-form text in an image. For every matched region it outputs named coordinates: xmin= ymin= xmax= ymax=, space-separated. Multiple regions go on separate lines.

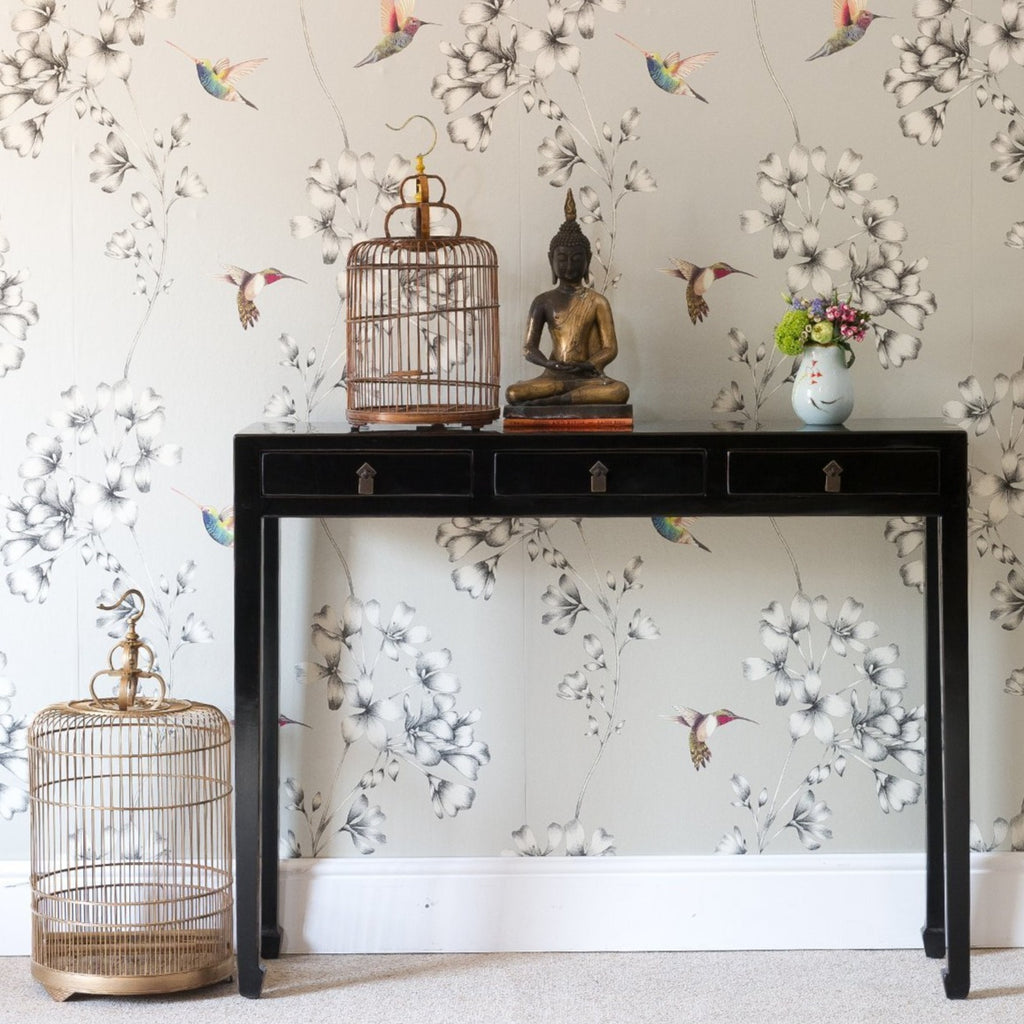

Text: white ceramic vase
xmin=790 ymin=343 xmax=854 ymax=426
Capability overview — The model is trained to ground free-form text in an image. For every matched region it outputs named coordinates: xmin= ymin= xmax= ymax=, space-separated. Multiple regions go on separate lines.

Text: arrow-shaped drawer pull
xmin=590 ymin=461 xmax=608 ymax=494
xmin=823 ymin=460 xmax=843 ymax=493
xmin=357 ymin=462 xmax=377 ymax=495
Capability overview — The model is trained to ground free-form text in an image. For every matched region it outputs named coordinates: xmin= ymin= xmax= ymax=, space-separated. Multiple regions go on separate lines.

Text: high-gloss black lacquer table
xmin=233 ymin=419 xmax=970 ymax=999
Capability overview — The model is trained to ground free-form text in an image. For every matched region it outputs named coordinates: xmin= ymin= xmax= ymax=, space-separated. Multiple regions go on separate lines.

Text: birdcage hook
xmin=387 ymin=115 xmax=442 ymax=232
xmin=386 ymin=114 xmax=438 ymax=163
xmin=90 ymin=588 xmax=166 ymax=710
xmin=99 ymin=586 xmax=146 ymax=629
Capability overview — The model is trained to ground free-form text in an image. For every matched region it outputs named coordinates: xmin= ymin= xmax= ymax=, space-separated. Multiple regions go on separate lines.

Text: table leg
xmin=260 ymin=518 xmax=283 ymax=959
xmin=921 ymin=518 xmax=946 ymax=959
xmin=940 ymin=510 xmax=971 ymax=1000
xmin=234 ymin=500 xmax=266 ymax=998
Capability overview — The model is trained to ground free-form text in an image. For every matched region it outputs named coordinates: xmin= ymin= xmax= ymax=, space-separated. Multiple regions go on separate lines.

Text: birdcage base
xmin=347 ymin=403 xmax=498 ymax=429
xmin=32 ymin=931 xmax=233 ymax=999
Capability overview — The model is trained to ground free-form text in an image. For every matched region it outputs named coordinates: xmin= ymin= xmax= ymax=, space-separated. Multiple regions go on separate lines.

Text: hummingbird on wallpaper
xmin=660 ymin=258 xmax=754 ymax=325
xmin=220 ymin=265 xmax=303 ymax=329
xmin=171 ymin=488 xmax=235 ymax=547
xmin=167 ymin=42 xmax=267 ymax=109
xmin=651 ymin=516 xmax=711 ymax=552
xmin=668 ymin=707 xmax=755 ymax=771
xmin=806 ymin=0 xmax=890 ymax=61
xmin=355 ymin=0 xmax=436 ymax=67
xmin=616 ymin=34 xmax=717 ymax=101
xmin=229 ymin=713 xmax=312 ymax=729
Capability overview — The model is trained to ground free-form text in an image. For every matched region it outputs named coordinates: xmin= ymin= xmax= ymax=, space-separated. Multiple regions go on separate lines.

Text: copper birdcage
xmin=346 ymin=153 xmax=500 ymax=428
xmin=28 ymin=590 xmax=233 ymax=1000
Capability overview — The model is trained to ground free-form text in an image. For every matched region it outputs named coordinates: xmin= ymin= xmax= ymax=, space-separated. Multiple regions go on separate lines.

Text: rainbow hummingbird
xmin=807 ymin=0 xmax=890 ymax=60
xmin=651 ymin=516 xmax=711 ymax=552
xmin=355 ymin=0 xmax=436 ymax=67
xmin=167 ymin=41 xmax=267 ymax=109
xmin=660 ymin=258 xmax=754 ymax=325
xmin=668 ymin=707 xmax=755 ymax=771
xmin=616 ymin=34 xmax=716 ymax=102
xmin=220 ymin=265 xmax=303 ymax=329
xmin=171 ymin=488 xmax=235 ymax=547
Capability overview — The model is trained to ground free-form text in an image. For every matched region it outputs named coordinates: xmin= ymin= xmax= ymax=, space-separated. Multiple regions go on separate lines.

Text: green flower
xmin=775 ymin=309 xmax=810 ymax=356
xmin=810 ymin=320 xmax=835 ymax=344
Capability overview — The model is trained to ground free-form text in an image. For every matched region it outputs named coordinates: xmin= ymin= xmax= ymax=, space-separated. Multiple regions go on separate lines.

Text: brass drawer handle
xmin=823 ymin=460 xmax=843 ymax=493
xmin=357 ymin=462 xmax=376 ymax=495
xmin=590 ymin=461 xmax=608 ymax=493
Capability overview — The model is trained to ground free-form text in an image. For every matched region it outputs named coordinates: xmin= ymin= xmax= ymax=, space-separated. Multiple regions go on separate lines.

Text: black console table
xmin=233 ymin=419 xmax=969 ymax=999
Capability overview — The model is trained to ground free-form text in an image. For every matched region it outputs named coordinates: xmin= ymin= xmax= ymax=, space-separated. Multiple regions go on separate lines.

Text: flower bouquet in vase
xmin=775 ymin=293 xmax=870 ymax=425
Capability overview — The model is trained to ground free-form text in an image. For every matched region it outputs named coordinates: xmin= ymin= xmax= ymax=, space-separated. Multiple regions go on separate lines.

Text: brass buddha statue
xmin=505 ymin=191 xmax=630 ymax=409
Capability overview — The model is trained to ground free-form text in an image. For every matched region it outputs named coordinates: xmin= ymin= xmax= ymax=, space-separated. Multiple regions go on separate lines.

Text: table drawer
xmin=261 ymin=449 xmax=473 ymax=497
xmin=494 ymin=449 xmax=706 ymax=496
xmin=727 ymin=448 xmax=940 ymax=495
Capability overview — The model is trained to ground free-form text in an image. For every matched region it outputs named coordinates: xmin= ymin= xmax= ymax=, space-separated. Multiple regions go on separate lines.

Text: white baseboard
xmin=277 ymin=852 xmax=1024 ymax=954
xmin=0 ymin=861 xmax=29 ymax=956
xmin=2 ymin=854 xmax=1022 ymax=956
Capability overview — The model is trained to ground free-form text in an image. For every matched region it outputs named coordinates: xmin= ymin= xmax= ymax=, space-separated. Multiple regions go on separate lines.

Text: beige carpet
xmin=2 ymin=949 xmax=1024 ymax=1023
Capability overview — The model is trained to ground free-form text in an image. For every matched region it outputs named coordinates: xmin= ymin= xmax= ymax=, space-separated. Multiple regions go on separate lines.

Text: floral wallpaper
xmin=1 ymin=0 xmax=1023 ymax=881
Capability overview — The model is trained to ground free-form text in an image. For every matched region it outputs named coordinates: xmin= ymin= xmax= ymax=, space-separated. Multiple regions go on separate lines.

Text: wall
xmin=1 ymin=0 xmax=1022 ymax=950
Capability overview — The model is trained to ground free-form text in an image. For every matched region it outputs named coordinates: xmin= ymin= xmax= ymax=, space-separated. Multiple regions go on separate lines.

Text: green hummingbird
xmin=807 ymin=0 xmax=890 ymax=61
xmin=616 ymin=34 xmax=717 ymax=102
xmin=660 ymin=258 xmax=754 ymax=325
xmin=167 ymin=41 xmax=267 ymax=109
xmin=220 ymin=265 xmax=303 ymax=329
xmin=172 ymin=488 xmax=235 ymax=547
xmin=669 ymin=707 xmax=755 ymax=771
xmin=651 ymin=516 xmax=711 ymax=552
xmin=355 ymin=0 xmax=436 ymax=67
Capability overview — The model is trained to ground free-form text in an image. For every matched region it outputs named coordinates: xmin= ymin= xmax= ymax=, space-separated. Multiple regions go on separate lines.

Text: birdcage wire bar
xmin=29 ymin=698 xmax=234 ymax=999
xmin=346 ymin=201 xmax=500 ymax=428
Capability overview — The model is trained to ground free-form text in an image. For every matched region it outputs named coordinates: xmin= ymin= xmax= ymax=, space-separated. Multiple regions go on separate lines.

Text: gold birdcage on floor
xmin=28 ymin=590 xmax=233 ymax=1000
xmin=346 ymin=122 xmax=500 ymax=429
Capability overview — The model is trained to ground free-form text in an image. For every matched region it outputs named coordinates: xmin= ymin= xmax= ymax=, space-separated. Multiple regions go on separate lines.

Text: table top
xmin=235 ymin=418 xmax=963 ymax=440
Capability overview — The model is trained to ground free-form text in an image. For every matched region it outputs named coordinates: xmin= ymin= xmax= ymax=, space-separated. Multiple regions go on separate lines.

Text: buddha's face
xmin=550 ymin=244 xmax=590 ymax=285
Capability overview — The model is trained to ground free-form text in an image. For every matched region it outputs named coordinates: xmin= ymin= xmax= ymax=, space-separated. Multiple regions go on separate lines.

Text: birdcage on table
xmin=346 ymin=121 xmax=500 ymax=429
xmin=28 ymin=590 xmax=234 ymax=1000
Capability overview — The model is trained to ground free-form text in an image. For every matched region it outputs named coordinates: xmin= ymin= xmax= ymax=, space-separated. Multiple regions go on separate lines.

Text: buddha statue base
xmin=502 ymin=403 xmax=634 ymax=432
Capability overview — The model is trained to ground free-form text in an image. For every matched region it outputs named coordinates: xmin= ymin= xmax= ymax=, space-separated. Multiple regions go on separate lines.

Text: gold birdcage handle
xmin=90 ymin=588 xmax=167 ymax=710
xmin=384 ymin=180 xmax=463 ymax=239
xmin=88 ymin=663 xmax=168 ymax=710
xmin=399 ymin=171 xmax=448 ymax=206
